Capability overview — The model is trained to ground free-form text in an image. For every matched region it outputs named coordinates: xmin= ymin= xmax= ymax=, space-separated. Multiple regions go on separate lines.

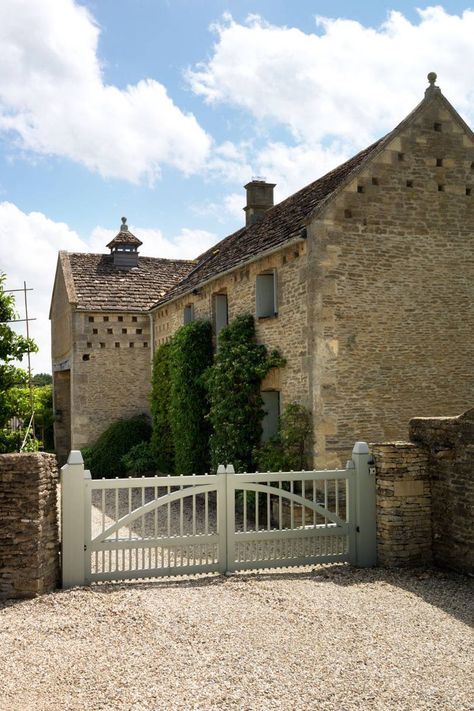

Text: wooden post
xmin=352 ymin=442 xmax=377 ymax=567
xmin=61 ymin=450 xmax=90 ymax=587
xmin=216 ymin=464 xmax=227 ymax=574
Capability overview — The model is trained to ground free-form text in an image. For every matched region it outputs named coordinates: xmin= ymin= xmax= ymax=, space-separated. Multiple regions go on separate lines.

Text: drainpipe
xmin=148 ymin=313 xmax=155 ymax=373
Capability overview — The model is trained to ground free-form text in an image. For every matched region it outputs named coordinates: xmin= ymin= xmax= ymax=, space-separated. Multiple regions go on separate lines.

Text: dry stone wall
xmin=0 ymin=453 xmax=59 ymax=599
xmin=372 ymin=409 xmax=474 ymax=573
xmin=410 ymin=409 xmax=474 ymax=574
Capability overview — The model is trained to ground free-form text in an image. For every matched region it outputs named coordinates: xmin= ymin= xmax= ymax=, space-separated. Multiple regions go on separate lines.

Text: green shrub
xmin=150 ymin=342 xmax=174 ymax=473
xmin=82 ymin=414 xmax=152 ymax=479
xmin=0 ymin=429 xmax=23 ymax=453
xmin=204 ymin=314 xmax=285 ymax=472
xmin=121 ymin=441 xmax=157 ymax=475
xmin=169 ymin=320 xmax=213 ymax=474
xmin=255 ymin=402 xmax=312 ymax=472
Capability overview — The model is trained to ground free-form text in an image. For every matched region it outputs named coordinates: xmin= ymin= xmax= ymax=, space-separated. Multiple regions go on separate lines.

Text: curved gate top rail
xmin=60 ymin=443 xmax=376 ymax=587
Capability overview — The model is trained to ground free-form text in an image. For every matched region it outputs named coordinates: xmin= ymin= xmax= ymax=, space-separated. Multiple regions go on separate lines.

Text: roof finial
xmin=120 ymin=216 xmax=128 ymax=232
xmin=425 ymin=72 xmax=441 ymax=97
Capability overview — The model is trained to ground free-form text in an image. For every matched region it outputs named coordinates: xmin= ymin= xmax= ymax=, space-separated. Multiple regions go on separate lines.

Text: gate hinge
xmin=84 ymin=544 xmax=87 ymax=552
xmin=356 ymin=526 xmax=360 ymax=533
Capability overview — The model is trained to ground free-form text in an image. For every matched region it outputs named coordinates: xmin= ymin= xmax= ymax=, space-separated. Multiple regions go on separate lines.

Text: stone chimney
xmin=106 ymin=217 xmax=142 ymax=269
xmin=243 ymin=180 xmax=276 ymax=227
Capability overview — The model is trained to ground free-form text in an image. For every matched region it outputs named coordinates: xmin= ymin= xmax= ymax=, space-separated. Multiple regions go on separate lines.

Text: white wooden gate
xmin=61 ymin=443 xmax=376 ymax=587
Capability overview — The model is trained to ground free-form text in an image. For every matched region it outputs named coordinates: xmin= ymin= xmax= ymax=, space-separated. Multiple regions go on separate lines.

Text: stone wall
xmin=153 ymin=241 xmax=310 ymax=409
xmin=410 ymin=409 xmax=474 ymax=574
xmin=0 ymin=453 xmax=59 ymax=599
xmin=371 ymin=409 xmax=474 ymax=573
xmin=308 ymin=93 xmax=474 ymax=467
xmin=371 ymin=442 xmax=432 ymax=567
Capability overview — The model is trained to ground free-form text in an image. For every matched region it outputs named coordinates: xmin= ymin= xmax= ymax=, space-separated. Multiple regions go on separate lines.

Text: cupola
xmin=106 ymin=217 xmax=142 ymax=269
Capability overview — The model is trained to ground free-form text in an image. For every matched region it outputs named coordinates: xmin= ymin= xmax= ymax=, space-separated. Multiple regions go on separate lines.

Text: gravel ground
xmin=0 ymin=566 xmax=473 ymax=711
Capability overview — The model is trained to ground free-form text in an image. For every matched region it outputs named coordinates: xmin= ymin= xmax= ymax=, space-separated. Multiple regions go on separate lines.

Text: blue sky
xmin=1 ymin=0 xmax=474 ymax=372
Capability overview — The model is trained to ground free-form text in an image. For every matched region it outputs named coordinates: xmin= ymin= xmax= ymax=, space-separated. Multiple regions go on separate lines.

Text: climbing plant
xmin=255 ymin=402 xmax=313 ymax=472
xmin=150 ymin=342 xmax=174 ymax=473
xmin=169 ymin=320 xmax=213 ymax=474
xmin=204 ymin=314 xmax=285 ymax=473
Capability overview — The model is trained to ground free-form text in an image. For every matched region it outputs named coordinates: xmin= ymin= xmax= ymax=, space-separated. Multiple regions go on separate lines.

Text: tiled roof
xmin=64 ymin=253 xmax=194 ymax=311
xmin=155 ymin=137 xmax=384 ymax=306
xmin=106 ymin=230 xmax=143 ymax=249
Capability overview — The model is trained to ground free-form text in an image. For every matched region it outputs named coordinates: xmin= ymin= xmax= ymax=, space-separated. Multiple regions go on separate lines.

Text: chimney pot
xmin=243 ymin=180 xmax=276 ymax=227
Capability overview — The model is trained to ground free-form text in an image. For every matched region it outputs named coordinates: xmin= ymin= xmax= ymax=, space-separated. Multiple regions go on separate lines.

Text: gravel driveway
xmin=1 ymin=566 xmax=473 ymax=711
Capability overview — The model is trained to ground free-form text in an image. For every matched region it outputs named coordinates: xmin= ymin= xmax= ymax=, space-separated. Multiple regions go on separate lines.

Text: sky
xmin=1 ymin=0 xmax=474 ymax=374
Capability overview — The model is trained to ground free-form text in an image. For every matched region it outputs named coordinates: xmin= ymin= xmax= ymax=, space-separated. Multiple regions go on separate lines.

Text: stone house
xmin=51 ymin=75 xmax=474 ymax=467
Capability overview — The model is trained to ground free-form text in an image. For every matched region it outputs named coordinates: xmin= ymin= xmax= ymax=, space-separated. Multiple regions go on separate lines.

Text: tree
xmin=0 ymin=273 xmax=37 ymax=428
xmin=150 ymin=342 xmax=175 ymax=473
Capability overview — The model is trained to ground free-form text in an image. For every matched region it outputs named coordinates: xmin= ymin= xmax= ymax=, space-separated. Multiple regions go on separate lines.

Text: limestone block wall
xmin=308 ymin=95 xmax=474 ymax=467
xmin=409 ymin=409 xmax=474 ymax=574
xmin=371 ymin=442 xmax=432 ymax=567
xmin=153 ymin=242 xmax=309 ymax=408
xmin=0 ymin=453 xmax=59 ymax=599
xmin=71 ymin=310 xmax=152 ymax=449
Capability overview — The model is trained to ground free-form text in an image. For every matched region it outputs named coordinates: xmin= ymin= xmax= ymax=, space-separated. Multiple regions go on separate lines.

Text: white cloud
xmin=0 ymin=202 xmax=218 ymax=373
xmin=187 ymin=8 xmax=474 ymax=146
xmin=0 ymin=0 xmax=211 ymax=182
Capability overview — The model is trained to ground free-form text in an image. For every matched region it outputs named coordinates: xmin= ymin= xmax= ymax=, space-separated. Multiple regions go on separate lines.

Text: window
xmin=261 ymin=391 xmax=280 ymax=442
xmin=256 ymin=271 xmax=277 ymax=318
xmin=132 ymin=316 xmax=138 ymax=322
xmin=213 ymin=293 xmax=228 ymax=338
xmin=183 ymin=304 xmax=194 ymax=324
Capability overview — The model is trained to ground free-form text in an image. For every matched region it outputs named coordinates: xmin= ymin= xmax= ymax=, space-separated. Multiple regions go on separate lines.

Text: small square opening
xmin=92 ymin=328 xmax=98 ymax=335
xmin=406 ymin=180 xmax=413 ymax=188
xmin=398 ymin=152 xmax=404 ymax=162
xmin=122 ymin=328 xmax=127 ymax=334
xmin=129 ymin=342 xmax=134 ymax=348
xmin=434 ymin=122 xmax=442 ymax=132
xmin=143 ymin=342 xmax=148 ymax=348
xmin=88 ymin=316 xmax=94 ymax=323
xmin=100 ymin=342 xmax=105 ymax=349
xmin=103 ymin=316 xmax=109 ymax=322
xmin=466 ymin=187 xmax=472 ymax=196
xmin=132 ymin=316 xmax=138 ymax=322
xmin=115 ymin=342 xmax=120 ymax=348
xmin=136 ymin=328 xmax=142 ymax=334
xmin=357 ymin=185 xmax=364 ymax=193
xmin=344 ymin=209 xmax=352 ymax=219
xmin=436 ymin=158 xmax=443 ymax=167
xmin=107 ymin=328 xmax=113 ymax=334
xmin=438 ymin=184 xmax=445 ymax=192
xmin=82 ymin=354 xmax=90 ymax=361
xmin=118 ymin=316 xmax=123 ymax=322
xmin=87 ymin=342 xmax=92 ymax=348
xmin=371 ymin=177 xmax=379 ymax=186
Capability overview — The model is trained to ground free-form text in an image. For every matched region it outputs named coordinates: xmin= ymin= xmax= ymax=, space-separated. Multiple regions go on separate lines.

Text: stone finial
xmin=120 ymin=216 xmax=128 ymax=232
xmin=425 ymin=72 xmax=441 ymax=97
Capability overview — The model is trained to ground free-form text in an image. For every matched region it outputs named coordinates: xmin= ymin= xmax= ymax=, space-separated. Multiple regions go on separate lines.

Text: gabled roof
xmin=58 ymin=252 xmax=194 ymax=312
xmin=153 ymin=76 xmax=474 ymax=309
xmin=153 ymin=138 xmax=383 ymax=307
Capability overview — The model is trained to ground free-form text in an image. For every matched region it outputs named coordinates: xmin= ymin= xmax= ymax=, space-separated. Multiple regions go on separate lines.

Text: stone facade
xmin=371 ymin=409 xmax=474 ymax=573
xmin=153 ymin=241 xmax=309 ymax=404
xmin=0 ymin=453 xmax=59 ymax=599
xmin=307 ymin=97 xmax=474 ymax=467
xmin=70 ymin=310 xmax=152 ymax=452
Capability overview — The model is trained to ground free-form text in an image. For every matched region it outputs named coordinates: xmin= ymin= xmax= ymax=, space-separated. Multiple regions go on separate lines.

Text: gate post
xmin=61 ymin=450 xmax=90 ymax=587
xmin=216 ymin=464 xmax=228 ymax=574
xmin=352 ymin=442 xmax=377 ymax=567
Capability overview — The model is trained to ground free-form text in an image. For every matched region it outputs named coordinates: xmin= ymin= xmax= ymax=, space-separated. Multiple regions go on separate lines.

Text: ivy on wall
xmin=169 ymin=320 xmax=213 ymax=475
xmin=204 ymin=314 xmax=285 ymax=473
xmin=150 ymin=342 xmax=174 ymax=473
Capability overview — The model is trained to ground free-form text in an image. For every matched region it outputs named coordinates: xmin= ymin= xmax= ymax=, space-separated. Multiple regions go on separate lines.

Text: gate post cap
xmin=67 ymin=450 xmax=84 ymax=465
xmin=352 ymin=441 xmax=369 ymax=454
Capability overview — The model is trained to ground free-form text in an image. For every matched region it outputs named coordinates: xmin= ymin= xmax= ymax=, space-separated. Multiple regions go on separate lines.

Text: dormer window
xmin=106 ymin=217 xmax=142 ymax=269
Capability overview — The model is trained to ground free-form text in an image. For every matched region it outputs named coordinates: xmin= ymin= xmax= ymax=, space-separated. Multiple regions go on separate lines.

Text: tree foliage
xmin=82 ymin=414 xmax=152 ymax=479
xmin=204 ymin=314 xmax=285 ymax=472
xmin=150 ymin=342 xmax=174 ymax=473
xmin=0 ymin=272 xmax=37 ymax=428
xmin=169 ymin=320 xmax=213 ymax=474
xmin=255 ymin=402 xmax=313 ymax=472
